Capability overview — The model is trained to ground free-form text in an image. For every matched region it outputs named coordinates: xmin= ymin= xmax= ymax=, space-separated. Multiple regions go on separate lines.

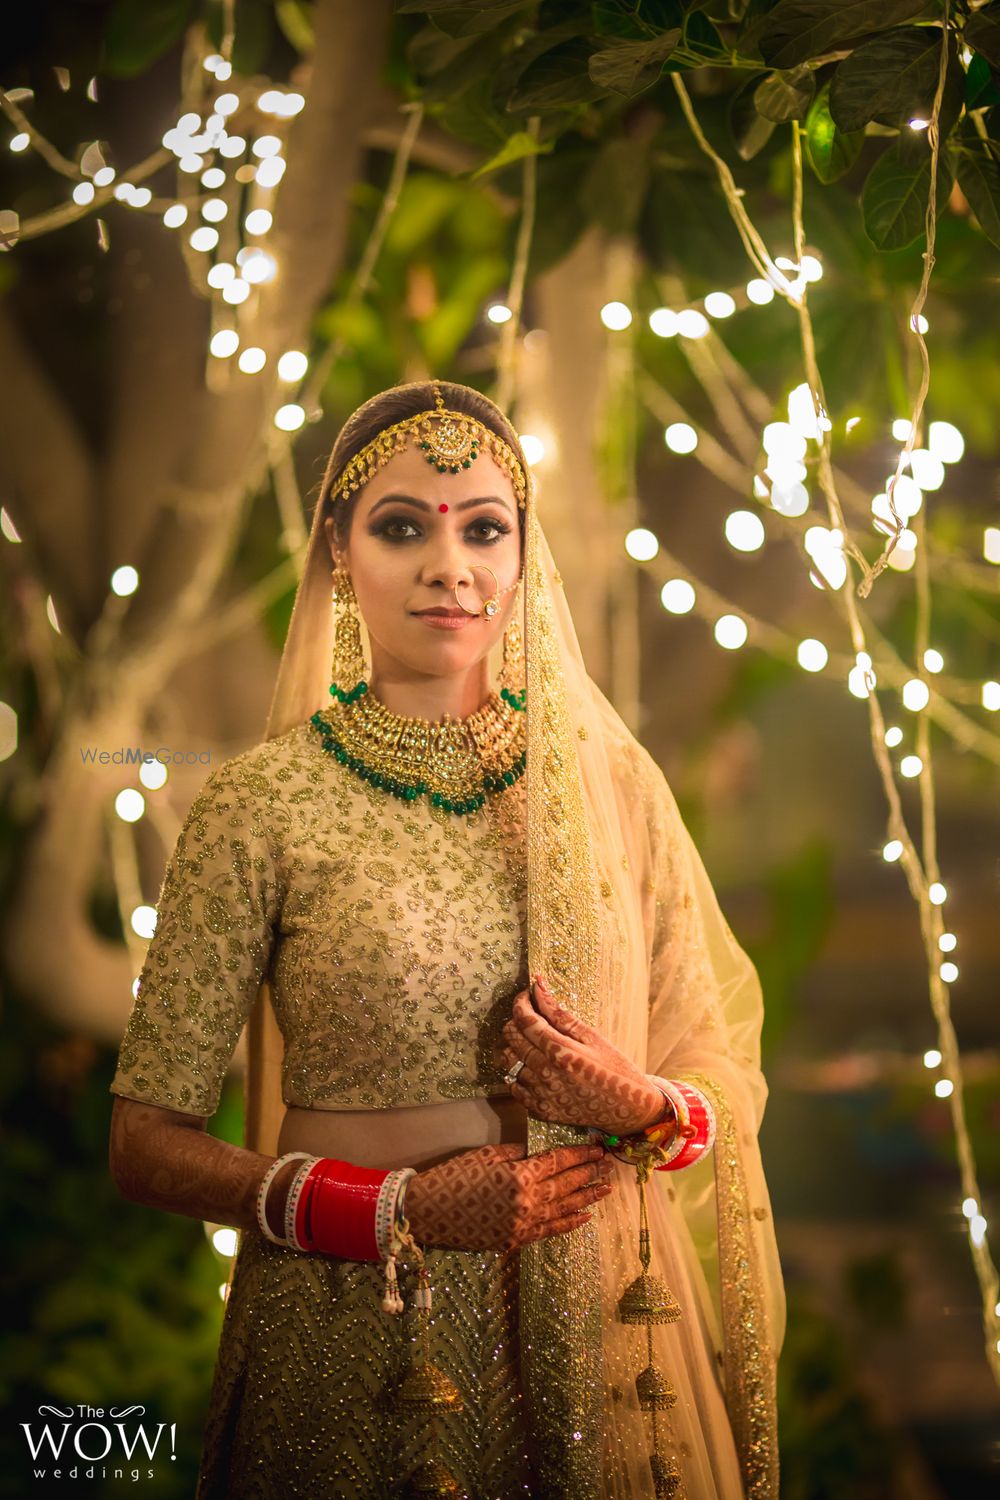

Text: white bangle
xmin=256 ymin=1152 xmax=315 ymax=1246
xmin=376 ymin=1168 xmax=417 ymax=1261
xmin=647 ymin=1075 xmax=692 ymax=1135
xmin=285 ymin=1155 xmax=322 ymax=1251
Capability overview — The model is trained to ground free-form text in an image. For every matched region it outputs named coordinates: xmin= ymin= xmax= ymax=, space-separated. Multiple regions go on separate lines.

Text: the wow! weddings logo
xmin=19 ymin=1404 xmax=176 ymax=1482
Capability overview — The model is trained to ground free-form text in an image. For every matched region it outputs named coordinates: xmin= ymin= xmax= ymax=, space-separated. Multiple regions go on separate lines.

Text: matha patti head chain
xmin=309 ymin=382 xmax=528 ymax=819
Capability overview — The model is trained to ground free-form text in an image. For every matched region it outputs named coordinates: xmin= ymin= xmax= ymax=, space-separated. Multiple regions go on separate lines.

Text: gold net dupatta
xmin=519 ymin=489 xmax=605 ymax=1496
xmin=684 ymin=1073 xmax=781 ymax=1499
xmin=516 ymin=461 xmax=783 ymax=1496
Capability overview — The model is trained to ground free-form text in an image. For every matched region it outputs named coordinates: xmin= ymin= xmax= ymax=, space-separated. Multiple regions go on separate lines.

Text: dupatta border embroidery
xmin=519 ymin=501 xmax=605 ymax=1498
xmin=680 ymin=1071 xmax=779 ymax=1500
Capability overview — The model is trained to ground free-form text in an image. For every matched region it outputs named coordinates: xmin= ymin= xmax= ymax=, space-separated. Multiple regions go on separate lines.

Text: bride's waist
xmin=276 ymin=1094 xmax=527 ymax=1172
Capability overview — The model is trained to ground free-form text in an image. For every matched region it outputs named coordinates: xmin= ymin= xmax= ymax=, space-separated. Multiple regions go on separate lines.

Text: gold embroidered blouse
xmin=109 ymin=717 xmax=530 ymax=1118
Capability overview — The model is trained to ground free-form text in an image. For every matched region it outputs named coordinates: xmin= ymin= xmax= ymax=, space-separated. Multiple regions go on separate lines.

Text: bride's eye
xmin=372 ymin=518 xmax=420 ymax=541
xmin=469 ymin=519 xmax=511 ymax=543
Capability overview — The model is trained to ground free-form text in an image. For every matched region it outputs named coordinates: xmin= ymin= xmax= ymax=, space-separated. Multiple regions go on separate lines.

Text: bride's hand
xmin=501 ymin=976 xmax=667 ymax=1136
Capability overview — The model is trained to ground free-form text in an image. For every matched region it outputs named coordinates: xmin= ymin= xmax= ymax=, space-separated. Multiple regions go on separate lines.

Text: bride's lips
xmin=412 ymin=610 xmax=477 ymax=630
xmin=410 ymin=606 xmax=479 ymax=630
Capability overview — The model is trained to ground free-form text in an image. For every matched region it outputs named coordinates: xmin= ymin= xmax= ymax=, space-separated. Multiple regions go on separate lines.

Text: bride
xmin=108 ymin=379 xmax=785 ymax=1498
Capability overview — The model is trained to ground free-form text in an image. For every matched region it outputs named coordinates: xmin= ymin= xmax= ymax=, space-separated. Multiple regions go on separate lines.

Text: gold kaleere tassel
xmin=392 ymin=1243 xmax=466 ymax=1500
xmin=617 ymin=1163 xmax=682 ymax=1328
xmin=404 ymin=1458 xmax=465 ymax=1498
xmin=616 ymin=1157 xmax=688 ymax=1500
xmin=650 ymin=1452 xmax=685 ymax=1498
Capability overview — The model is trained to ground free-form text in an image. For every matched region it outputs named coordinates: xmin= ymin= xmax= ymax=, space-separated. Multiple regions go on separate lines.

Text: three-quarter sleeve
xmin=109 ymin=758 xmax=282 ymax=1118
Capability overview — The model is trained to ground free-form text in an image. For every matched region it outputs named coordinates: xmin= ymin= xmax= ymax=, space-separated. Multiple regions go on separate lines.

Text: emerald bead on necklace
xmin=310 ymin=681 xmax=526 ymax=817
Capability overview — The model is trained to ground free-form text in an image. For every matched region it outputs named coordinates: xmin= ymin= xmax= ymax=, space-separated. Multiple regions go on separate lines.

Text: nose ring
xmin=453 ymin=566 xmax=519 ymax=618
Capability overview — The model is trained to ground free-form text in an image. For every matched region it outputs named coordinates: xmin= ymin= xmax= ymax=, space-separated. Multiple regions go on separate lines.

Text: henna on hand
xmin=502 ymin=976 xmax=672 ymax=1136
xmin=403 ymin=1141 xmax=614 ymax=1251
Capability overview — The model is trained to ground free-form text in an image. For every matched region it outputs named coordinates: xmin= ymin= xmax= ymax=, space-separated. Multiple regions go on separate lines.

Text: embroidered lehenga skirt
xmin=194 ymin=1225 xmax=536 ymax=1499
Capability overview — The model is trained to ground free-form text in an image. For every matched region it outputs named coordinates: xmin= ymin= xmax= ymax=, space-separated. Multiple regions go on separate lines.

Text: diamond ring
xmin=504 ymin=1059 xmax=525 ymax=1086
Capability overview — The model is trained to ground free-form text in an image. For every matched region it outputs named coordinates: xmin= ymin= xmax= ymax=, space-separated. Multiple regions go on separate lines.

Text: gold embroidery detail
xmin=680 ymin=1073 xmax=779 ymax=1500
xmin=109 ymin=726 xmax=530 ymax=1115
xmin=519 ymin=499 xmax=603 ymax=1497
xmin=577 ymin=725 xmax=588 ymax=740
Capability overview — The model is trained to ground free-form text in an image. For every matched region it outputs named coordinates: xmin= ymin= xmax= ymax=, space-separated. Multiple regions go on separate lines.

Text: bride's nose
xmin=418 ymin=531 xmax=478 ymax=593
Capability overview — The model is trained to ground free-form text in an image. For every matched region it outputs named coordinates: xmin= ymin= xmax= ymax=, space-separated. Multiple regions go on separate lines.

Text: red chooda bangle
xmin=652 ymin=1079 xmax=715 ymax=1172
xmin=295 ymin=1158 xmax=392 ymax=1261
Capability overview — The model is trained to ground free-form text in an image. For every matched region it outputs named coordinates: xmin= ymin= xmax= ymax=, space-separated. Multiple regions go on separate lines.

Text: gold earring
xmin=497 ymin=576 xmax=525 ymax=710
xmin=330 ymin=565 xmax=368 ymax=705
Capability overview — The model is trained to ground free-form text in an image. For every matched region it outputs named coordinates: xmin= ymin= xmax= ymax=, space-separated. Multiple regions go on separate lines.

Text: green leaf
xmin=966 ymin=3 xmax=1000 ymax=72
xmin=393 ymin=0 xmax=531 ymax=39
xmin=491 ymin=19 xmax=592 ymax=101
xmin=102 ymin=0 xmax=195 ymax=77
xmin=587 ymin=30 xmax=681 ymax=97
xmin=862 ymin=137 xmax=954 ymax=250
xmin=729 ymin=72 xmax=778 ymax=160
xmin=468 ymin=130 xmax=555 ymax=181
xmin=432 ymin=79 xmax=511 ymax=151
xmin=804 ymin=80 xmax=864 ymax=183
xmin=754 ymin=65 xmax=816 ymax=122
xmin=591 ymin=0 xmax=683 ymax=41
xmin=406 ymin=22 xmax=477 ymax=79
xmin=275 ymin=0 xmax=314 ymax=53
xmin=829 ymin=27 xmax=957 ymax=133
xmin=663 ymin=9 xmax=726 ymax=70
xmin=965 ymin=52 xmax=1000 ymax=111
xmin=506 ymin=38 xmax=607 ymax=110
xmin=757 ymin=0 xmax=926 ymax=71
xmin=957 ymin=150 xmax=1000 ymax=249
xmin=410 ymin=25 xmax=501 ymax=105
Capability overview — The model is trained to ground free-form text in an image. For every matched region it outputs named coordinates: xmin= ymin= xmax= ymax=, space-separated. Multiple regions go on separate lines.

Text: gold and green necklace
xmin=309 ymin=681 xmax=526 ymax=817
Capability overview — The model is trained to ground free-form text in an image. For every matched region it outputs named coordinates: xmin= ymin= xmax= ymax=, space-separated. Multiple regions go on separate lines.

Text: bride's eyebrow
xmin=367 ymin=492 xmax=512 ymax=518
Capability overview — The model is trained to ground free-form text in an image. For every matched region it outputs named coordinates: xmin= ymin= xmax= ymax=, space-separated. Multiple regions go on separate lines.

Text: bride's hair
xmin=320 ymin=380 xmax=527 ymax=553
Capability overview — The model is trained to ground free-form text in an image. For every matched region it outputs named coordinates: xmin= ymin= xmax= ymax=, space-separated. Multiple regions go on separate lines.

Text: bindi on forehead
xmin=439 ymin=503 xmax=448 ymax=513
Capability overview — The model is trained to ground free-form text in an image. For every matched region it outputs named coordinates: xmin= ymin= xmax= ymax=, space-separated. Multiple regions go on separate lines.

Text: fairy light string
xmin=668 ymin=24 xmax=1000 ymax=1387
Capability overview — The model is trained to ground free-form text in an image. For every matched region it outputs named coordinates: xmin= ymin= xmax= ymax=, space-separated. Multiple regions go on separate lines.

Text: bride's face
xmin=326 ymin=443 xmax=522 ymax=681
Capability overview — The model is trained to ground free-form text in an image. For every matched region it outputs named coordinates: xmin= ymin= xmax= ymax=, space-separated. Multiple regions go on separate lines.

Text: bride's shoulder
xmin=201 ymin=719 xmax=316 ymax=799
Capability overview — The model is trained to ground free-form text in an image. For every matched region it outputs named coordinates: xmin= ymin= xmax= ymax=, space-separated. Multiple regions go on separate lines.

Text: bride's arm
xmin=109 ymin=1096 xmax=611 ymax=1251
xmin=109 ymin=1095 xmax=302 ymax=1236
